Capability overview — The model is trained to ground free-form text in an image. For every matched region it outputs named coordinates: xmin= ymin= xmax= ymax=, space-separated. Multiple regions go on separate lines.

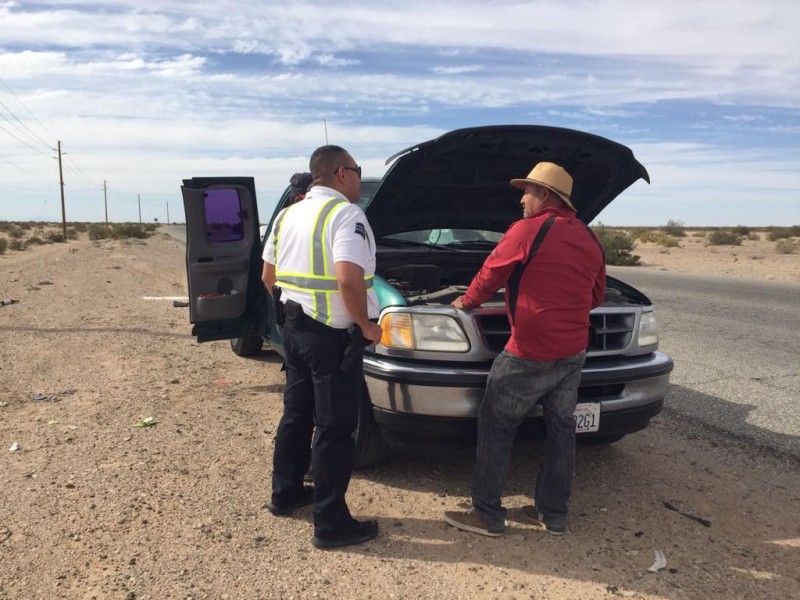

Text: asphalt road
xmin=167 ymin=217 xmax=799 ymax=460
xmin=609 ymin=266 xmax=800 ymax=460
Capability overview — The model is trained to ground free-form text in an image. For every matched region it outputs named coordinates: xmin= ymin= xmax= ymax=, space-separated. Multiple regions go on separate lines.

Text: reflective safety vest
xmin=272 ymin=197 xmax=374 ymax=326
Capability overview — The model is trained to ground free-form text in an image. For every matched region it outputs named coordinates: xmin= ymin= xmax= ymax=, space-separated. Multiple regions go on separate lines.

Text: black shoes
xmin=267 ymin=486 xmax=315 ymax=516
xmin=311 ymin=519 xmax=379 ymax=550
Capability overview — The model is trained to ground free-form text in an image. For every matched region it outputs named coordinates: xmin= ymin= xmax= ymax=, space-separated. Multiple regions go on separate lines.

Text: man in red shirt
xmin=443 ymin=162 xmax=606 ymax=537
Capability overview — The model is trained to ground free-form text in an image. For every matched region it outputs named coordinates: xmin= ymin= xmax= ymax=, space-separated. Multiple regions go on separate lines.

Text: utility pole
xmin=166 ymin=201 xmax=170 ymax=225
xmin=57 ymin=140 xmax=66 ymax=241
xmin=103 ymin=180 xmax=108 ymax=228
xmin=138 ymin=194 xmax=142 ymax=225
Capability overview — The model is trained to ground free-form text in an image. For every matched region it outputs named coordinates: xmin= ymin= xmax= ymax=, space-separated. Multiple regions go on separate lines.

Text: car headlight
xmin=637 ymin=311 xmax=659 ymax=347
xmin=380 ymin=312 xmax=470 ymax=352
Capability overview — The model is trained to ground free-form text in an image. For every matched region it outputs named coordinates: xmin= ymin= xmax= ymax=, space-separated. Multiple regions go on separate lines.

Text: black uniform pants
xmin=271 ymin=313 xmax=363 ymax=537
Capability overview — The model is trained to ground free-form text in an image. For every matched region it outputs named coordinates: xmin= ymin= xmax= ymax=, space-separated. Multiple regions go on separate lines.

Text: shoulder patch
xmin=354 ymin=222 xmax=367 ymax=240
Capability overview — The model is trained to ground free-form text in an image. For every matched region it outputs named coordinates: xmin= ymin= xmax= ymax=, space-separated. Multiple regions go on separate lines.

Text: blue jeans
xmin=471 ymin=349 xmax=586 ymax=531
xmin=271 ymin=315 xmax=362 ymax=537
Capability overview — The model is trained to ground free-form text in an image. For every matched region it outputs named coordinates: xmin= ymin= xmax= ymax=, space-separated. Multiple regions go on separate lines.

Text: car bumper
xmin=364 ymin=351 xmax=673 ymax=439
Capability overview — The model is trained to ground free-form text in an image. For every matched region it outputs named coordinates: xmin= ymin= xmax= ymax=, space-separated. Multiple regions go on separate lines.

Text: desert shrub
xmin=88 ymin=224 xmax=111 ymax=240
xmin=775 ymin=239 xmax=798 ymax=254
xmin=18 ymin=222 xmax=32 ymax=230
xmin=767 ymin=226 xmax=800 ymax=241
xmin=661 ymin=219 xmax=686 ymax=237
xmin=144 ymin=223 xmax=158 ymax=232
xmin=692 ymin=231 xmax=706 ymax=238
xmin=0 ymin=238 xmax=7 ymax=254
xmin=734 ymin=225 xmax=751 ymax=236
xmin=26 ymin=236 xmax=46 ymax=246
xmin=66 ymin=228 xmax=79 ymax=240
xmin=8 ymin=226 xmax=24 ymax=239
xmin=638 ymin=230 xmax=679 ymax=247
xmin=746 ymin=232 xmax=760 ymax=241
xmin=111 ymin=223 xmax=150 ymax=239
xmin=45 ymin=231 xmax=66 ymax=243
xmin=9 ymin=239 xmax=26 ymax=251
xmin=631 ymin=229 xmax=654 ymax=242
xmin=0 ymin=222 xmax=12 ymax=233
xmin=706 ymin=230 xmax=742 ymax=246
xmin=71 ymin=222 xmax=89 ymax=233
xmin=592 ymin=224 xmax=641 ymax=266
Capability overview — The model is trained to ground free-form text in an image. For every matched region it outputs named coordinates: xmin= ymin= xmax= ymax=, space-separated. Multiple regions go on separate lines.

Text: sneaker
xmin=521 ymin=505 xmax=566 ymax=536
xmin=443 ymin=508 xmax=504 ymax=537
xmin=267 ymin=486 xmax=314 ymax=516
xmin=312 ymin=519 xmax=379 ymax=550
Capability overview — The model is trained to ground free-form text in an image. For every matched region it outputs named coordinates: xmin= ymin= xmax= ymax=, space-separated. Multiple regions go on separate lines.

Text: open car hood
xmin=365 ymin=125 xmax=649 ymax=238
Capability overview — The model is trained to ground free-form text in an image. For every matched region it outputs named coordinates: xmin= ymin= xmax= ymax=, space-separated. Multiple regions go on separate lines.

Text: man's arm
xmin=262 ymin=261 xmax=276 ymax=296
xmin=335 ymin=260 xmax=383 ymax=344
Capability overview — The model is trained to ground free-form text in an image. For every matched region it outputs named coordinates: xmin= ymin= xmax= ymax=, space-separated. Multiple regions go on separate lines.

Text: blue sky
xmin=1 ymin=0 xmax=798 ymax=226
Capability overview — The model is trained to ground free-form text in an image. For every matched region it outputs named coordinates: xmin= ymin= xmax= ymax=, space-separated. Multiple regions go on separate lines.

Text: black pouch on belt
xmin=340 ymin=324 xmax=370 ymax=373
xmin=272 ymin=286 xmax=284 ymax=327
xmin=283 ymin=300 xmax=305 ymax=329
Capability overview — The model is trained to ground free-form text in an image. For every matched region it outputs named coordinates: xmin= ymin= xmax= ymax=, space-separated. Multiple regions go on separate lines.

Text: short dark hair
xmin=309 ymin=145 xmax=348 ymax=184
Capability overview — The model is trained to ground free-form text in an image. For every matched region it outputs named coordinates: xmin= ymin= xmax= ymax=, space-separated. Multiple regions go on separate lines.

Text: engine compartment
xmin=376 ymin=250 xmax=650 ymax=307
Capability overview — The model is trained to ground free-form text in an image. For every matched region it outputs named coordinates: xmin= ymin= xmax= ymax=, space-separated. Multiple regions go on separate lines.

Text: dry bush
xmin=45 ymin=231 xmax=66 ymax=243
xmin=775 ymin=239 xmax=798 ymax=254
xmin=661 ymin=219 xmax=686 ymax=237
xmin=592 ymin=224 xmax=641 ymax=266
xmin=638 ymin=230 xmax=680 ymax=247
xmin=9 ymin=239 xmax=27 ymax=251
xmin=706 ymin=230 xmax=742 ymax=246
xmin=0 ymin=238 xmax=7 ymax=254
xmin=767 ymin=226 xmax=800 ymax=241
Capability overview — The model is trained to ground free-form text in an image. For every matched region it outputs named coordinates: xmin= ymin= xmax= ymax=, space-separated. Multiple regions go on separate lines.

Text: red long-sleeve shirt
xmin=463 ymin=206 xmax=606 ymax=361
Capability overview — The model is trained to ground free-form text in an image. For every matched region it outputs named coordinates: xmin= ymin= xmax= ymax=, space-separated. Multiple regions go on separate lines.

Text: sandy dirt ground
xmin=0 ymin=230 xmax=799 ymax=600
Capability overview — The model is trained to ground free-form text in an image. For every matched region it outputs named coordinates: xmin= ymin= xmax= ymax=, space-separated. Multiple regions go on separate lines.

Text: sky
xmin=1 ymin=0 xmax=798 ymax=226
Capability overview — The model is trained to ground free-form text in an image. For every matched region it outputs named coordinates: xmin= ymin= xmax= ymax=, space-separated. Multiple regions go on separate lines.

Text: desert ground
xmin=0 ymin=226 xmax=798 ymax=600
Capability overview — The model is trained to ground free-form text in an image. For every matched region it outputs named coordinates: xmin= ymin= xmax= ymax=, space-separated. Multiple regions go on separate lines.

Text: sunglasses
xmin=334 ymin=165 xmax=362 ymax=178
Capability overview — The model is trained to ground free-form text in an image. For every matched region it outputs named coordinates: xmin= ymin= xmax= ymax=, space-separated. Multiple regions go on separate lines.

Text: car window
xmin=204 ymin=188 xmax=245 ymax=243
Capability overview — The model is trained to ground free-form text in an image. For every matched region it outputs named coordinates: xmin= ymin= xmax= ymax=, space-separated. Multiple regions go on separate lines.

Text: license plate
xmin=574 ymin=403 xmax=600 ymax=433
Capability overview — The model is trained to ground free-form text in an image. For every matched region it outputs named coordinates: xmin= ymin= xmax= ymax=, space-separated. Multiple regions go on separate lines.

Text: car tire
xmin=229 ymin=335 xmax=264 ymax=356
xmin=354 ymin=381 xmax=389 ymax=469
xmin=578 ymin=433 xmax=626 ymax=445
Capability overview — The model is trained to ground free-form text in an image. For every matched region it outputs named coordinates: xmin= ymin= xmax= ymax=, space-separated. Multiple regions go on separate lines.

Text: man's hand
xmin=452 ymin=295 xmax=466 ymax=309
xmin=362 ymin=321 xmax=383 ymax=345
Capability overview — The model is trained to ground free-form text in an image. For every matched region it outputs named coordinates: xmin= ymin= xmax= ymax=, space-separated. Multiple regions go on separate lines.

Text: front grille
xmin=475 ymin=311 xmax=636 ymax=354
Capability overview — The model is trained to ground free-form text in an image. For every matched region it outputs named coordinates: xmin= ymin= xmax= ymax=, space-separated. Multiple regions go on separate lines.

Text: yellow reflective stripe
xmin=312 ymin=198 xmax=347 ymax=276
xmin=272 ymin=206 xmax=292 ymax=262
xmin=320 ymin=202 xmax=347 ymax=276
xmin=276 ymin=274 xmax=374 ymax=291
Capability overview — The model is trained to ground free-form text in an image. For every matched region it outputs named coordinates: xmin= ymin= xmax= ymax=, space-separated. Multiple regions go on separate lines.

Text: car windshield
xmin=380 ymin=229 xmax=503 ymax=246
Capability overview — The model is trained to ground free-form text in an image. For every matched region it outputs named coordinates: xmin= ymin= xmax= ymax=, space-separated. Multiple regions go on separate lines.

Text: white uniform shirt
xmin=263 ymin=186 xmax=379 ymax=329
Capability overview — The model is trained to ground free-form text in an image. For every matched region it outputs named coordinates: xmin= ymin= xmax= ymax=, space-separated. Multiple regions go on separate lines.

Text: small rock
xmin=9 ymin=442 xmax=20 ymax=452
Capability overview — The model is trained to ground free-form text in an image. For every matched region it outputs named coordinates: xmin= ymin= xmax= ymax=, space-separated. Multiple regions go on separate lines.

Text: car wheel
xmin=578 ymin=433 xmax=626 ymax=445
xmin=354 ymin=381 xmax=389 ymax=469
xmin=229 ymin=335 xmax=264 ymax=356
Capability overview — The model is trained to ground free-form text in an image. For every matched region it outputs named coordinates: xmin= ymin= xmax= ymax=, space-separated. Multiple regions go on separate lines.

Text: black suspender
xmin=506 ymin=215 xmax=557 ymax=326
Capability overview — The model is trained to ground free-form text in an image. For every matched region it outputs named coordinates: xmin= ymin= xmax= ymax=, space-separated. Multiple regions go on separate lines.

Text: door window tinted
xmin=205 ymin=188 xmax=244 ymax=242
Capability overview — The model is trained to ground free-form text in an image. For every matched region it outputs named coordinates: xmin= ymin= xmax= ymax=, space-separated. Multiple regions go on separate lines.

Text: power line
xmin=0 ymin=154 xmax=58 ymax=183
xmin=0 ymin=121 xmax=54 ymax=156
xmin=0 ymin=76 xmax=58 ymax=144
xmin=0 ymin=100 xmax=54 ymax=150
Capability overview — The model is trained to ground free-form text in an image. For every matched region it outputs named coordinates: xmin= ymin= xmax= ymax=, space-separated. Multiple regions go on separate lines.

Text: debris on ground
xmin=172 ymin=300 xmax=189 ymax=308
xmin=9 ymin=442 xmax=20 ymax=452
xmin=31 ymin=390 xmax=76 ymax=403
xmin=1 ymin=298 xmax=19 ymax=306
xmin=663 ymin=500 xmax=712 ymax=527
xmin=134 ymin=417 xmax=158 ymax=428
xmin=647 ymin=549 xmax=667 ymax=573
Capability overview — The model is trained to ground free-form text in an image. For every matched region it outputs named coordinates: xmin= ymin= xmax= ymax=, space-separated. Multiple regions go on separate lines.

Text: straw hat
xmin=510 ymin=162 xmax=575 ymax=212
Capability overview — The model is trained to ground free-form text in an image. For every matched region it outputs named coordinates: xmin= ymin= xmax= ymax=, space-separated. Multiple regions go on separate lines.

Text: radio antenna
xmin=323 ymin=119 xmax=329 ymax=144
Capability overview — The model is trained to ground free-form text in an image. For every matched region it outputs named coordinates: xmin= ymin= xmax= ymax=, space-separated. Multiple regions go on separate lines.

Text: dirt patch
xmin=633 ymin=232 xmax=800 ymax=283
xmin=1 ymin=232 xmax=798 ymax=599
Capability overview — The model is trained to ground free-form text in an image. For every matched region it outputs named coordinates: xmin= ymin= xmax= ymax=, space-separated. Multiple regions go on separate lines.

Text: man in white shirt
xmin=262 ymin=145 xmax=382 ymax=549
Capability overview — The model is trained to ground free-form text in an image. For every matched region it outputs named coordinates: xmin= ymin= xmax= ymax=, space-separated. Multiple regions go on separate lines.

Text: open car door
xmin=181 ymin=177 xmax=267 ymax=343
